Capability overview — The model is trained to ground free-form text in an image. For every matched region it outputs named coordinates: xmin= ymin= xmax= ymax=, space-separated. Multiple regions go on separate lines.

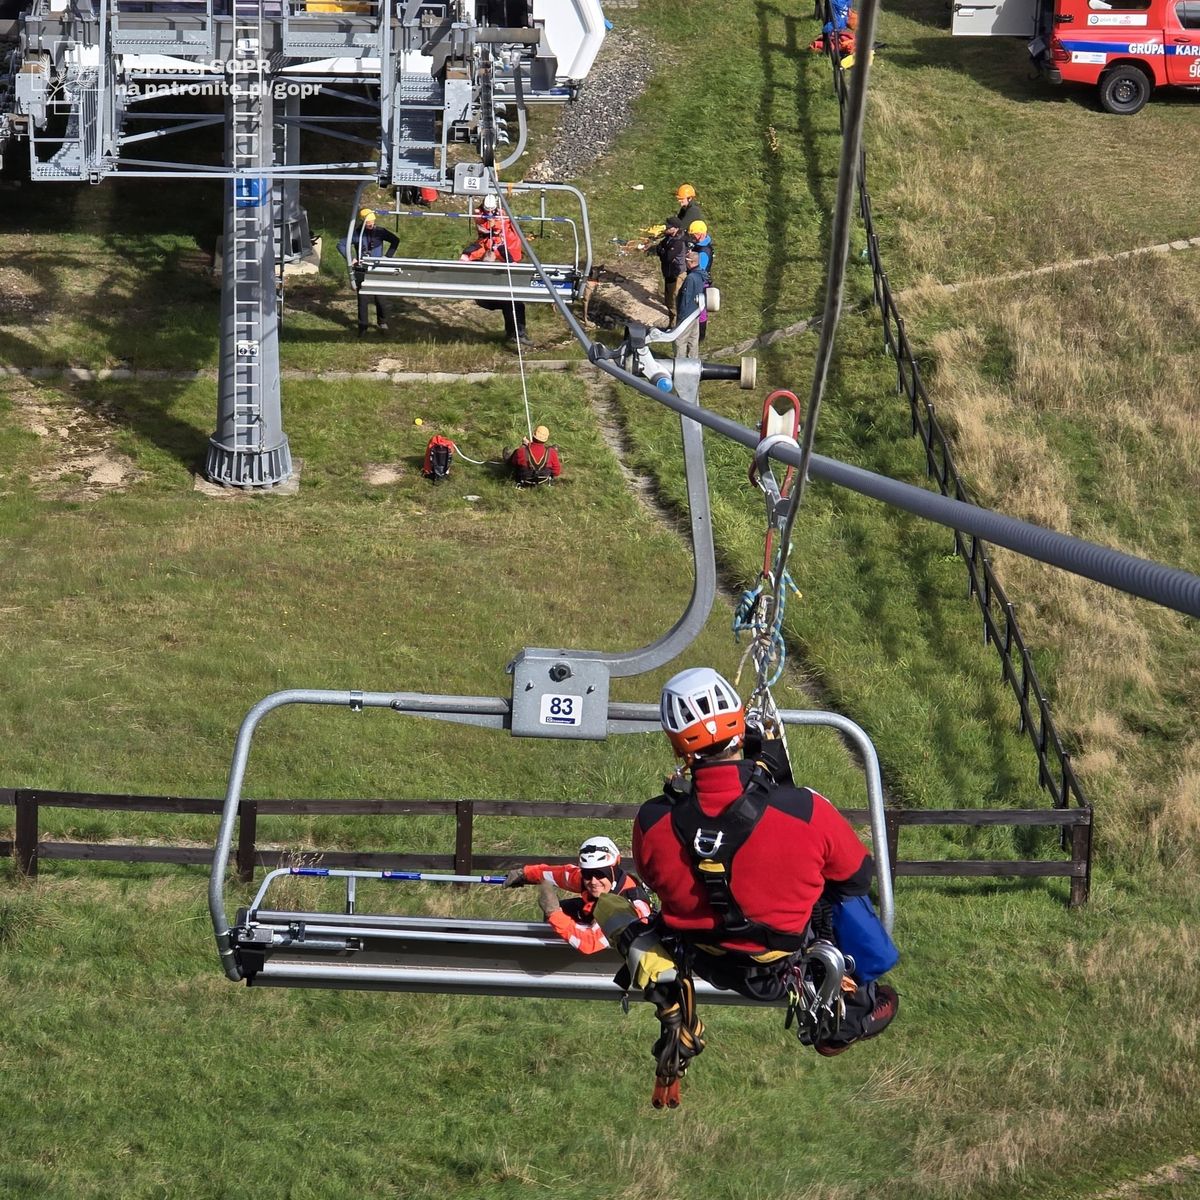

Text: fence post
xmin=884 ymin=810 xmax=900 ymax=887
xmin=455 ymin=800 xmax=474 ymax=876
xmin=236 ymin=800 xmax=258 ymax=884
xmin=15 ymin=791 xmax=38 ymax=877
xmin=1069 ymin=812 xmax=1092 ymax=908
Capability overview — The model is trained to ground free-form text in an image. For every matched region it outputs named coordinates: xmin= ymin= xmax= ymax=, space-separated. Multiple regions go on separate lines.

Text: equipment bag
xmin=422 ymin=435 xmax=455 ymax=482
xmin=830 ymin=894 xmax=898 ymax=983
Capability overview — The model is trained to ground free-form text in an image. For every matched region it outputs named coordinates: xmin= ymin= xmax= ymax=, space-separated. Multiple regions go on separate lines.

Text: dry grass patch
xmin=1 ymin=382 xmax=143 ymax=499
xmin=902 ymin=252 xmax=1200 ymax=862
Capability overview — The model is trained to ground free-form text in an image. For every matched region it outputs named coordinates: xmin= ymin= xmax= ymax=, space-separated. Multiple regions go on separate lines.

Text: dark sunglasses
xmin=580 ymin=867 xmax=616 ymax=882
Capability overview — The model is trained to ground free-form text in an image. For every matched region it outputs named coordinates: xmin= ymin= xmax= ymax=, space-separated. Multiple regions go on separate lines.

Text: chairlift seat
xmin=232 ymin=906 xmax=798 ymax=1004
xmin=355 ymin=256 xmax=582 ymax=304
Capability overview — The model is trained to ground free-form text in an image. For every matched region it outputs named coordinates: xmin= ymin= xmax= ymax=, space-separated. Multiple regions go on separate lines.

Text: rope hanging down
xmin=735 ymin=17 xmax=883 ymax=738
xmin=491 ymin=175 xmax=534 ymax=443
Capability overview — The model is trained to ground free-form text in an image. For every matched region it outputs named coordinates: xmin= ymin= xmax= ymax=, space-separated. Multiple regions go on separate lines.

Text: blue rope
xmin=732 ymin=560 xmax=799 ymax=689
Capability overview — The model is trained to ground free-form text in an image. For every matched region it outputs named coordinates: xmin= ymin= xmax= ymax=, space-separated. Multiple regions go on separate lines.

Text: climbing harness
xmin=668 ymin=765 xmax=808 ymax=953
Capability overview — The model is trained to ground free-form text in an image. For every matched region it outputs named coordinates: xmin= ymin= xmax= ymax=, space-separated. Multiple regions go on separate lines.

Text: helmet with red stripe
xmin=660 ymin=667 xmax=745 ymax=760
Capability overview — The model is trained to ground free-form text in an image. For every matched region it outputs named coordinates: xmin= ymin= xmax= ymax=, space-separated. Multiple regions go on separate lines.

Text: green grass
xmin=3 ymin=868 xmax=1200 ymax=1200
xmin=2 ymin=0 xmax=1200 ymax=1196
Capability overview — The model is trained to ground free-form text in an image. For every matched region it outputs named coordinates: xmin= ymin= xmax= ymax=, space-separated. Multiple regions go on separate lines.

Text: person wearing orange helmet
xmin=674 ymin=183 xmax=704 ymax=233
xmin=631 ymin=667 xmax=899 ymax=1055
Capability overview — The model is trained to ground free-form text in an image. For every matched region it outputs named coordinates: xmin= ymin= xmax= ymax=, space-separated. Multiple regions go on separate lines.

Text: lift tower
xmin=206 ymin=2 xmax=291 ymax=487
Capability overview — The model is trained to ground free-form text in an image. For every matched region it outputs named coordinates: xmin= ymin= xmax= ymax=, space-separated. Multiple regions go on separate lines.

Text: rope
xmin=490 ymin=173 xmax=533 ymax=443
xmin=453 ymin=445 xmax=503 ymax=466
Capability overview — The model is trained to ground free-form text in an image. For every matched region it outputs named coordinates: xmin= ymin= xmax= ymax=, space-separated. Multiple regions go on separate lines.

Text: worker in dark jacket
xmin=674 ymin=183 xmax=704 ymax=233
xmin=352 ymin=208 xmax=399 ymax=335
xmin=647 ymin=215 xmax=688 ymax=323
xmin=675 ymin=250 xmax=706 ymax=359
xmin=504 ymin=836 xmax=652 ymax=954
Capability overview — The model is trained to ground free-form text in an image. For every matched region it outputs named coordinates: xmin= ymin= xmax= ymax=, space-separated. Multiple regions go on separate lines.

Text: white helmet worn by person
xmin=578 ymin=836 xmax=620 ymax=871
xmin=660 ymin=667 xmax=746 ymax=760
xmin=481 ymin=193 xmax=500 ymax=213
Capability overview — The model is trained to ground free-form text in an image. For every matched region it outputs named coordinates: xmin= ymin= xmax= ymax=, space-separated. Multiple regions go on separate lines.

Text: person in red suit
xmin=604 ymin=667 xmax=899 ymax=1106
xmin=506 ymin=425 xmax=561 ymax=486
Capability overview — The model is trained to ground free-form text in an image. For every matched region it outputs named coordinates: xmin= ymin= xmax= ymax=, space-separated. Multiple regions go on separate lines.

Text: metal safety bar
xmin=344 ymin=180 xmax=592 ymax=304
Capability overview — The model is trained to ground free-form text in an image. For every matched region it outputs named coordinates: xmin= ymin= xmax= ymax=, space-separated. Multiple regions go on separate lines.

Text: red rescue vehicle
xmin=953 ymin=0 xmax=1200 ymax=113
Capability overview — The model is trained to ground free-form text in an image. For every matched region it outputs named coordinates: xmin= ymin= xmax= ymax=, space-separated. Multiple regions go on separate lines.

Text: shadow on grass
xmin=755 ymin=2 xmax=841 ymax=340
xmin=0 ymin=176 xmax=226 ymax=474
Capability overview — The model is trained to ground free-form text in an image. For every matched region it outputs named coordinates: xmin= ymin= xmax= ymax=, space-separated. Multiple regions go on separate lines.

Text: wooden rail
xmin=0 ymin=787 xmax=1092 ymax=906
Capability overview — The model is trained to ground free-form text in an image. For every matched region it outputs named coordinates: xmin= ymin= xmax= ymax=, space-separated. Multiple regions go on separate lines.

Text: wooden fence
xmin=1 ymin=787 xmax=1092 ymax=906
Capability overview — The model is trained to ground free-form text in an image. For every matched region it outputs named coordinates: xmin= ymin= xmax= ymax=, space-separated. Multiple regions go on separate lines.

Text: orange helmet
xmin=660 ymin=667 xmax=745 ymax=759
xmin=675 ymin=183 xmax=696 ymax=202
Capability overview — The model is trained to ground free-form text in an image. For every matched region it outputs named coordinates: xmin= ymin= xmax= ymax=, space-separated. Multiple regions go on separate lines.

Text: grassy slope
xmin=1 ymin=0 xmax=1199 ymax=1197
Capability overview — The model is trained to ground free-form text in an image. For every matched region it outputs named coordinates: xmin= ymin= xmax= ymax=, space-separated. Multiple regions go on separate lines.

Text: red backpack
xmin=422 ymin=435 xmax=455 ymax=482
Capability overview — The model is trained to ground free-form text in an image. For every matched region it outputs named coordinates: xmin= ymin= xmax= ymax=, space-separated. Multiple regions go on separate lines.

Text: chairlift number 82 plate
xmin=540 ymin=693 xmax=583 ymax=727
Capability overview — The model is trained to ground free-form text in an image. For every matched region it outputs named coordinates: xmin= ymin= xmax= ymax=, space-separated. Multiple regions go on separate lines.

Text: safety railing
xmin=816 ymin=9 xmax=1090 ymax=831
xmin=1 ymin=786 xmax=1092 ymax=906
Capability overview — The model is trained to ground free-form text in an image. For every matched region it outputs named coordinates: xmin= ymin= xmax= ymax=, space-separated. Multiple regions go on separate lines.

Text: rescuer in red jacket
xmin=459 ymin=192 xmax=529 ymax=346
xmin=606 ymin=667 xmax=899 ymax=1105
xmin=503 ymin=836 xmax=652 ymax=954
xmin=505 ymin=425 xmax=562 ymax=487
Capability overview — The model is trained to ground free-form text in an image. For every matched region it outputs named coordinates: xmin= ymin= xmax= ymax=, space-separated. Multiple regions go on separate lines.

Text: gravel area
xmin=523 ymin=21 xmax=660 ymax=182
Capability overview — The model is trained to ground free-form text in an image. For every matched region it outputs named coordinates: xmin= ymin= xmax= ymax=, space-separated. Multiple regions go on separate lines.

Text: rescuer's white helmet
xmin=578 ymin=836 xmax=621 ymax=871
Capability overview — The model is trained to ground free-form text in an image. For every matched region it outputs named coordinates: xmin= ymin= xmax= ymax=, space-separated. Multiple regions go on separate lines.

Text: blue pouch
xmin=831 ymin=895 xmax=899 ymax=983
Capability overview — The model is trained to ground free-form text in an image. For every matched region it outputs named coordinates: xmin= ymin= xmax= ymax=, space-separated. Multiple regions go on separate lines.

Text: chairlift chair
xmin=345 ymin=180 xmax=592 ymax=306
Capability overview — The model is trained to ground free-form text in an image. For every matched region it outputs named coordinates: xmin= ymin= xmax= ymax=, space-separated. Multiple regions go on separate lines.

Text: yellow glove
xmin=626 ymin=930 xmax=677 ymax=989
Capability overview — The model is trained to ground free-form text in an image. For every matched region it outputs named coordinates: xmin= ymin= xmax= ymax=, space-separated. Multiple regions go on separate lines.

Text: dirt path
xmin=896 ymin=233 xmax=1200 ymax=302
xmin=1087 ymin=1153 xmax=1200 ymax=1199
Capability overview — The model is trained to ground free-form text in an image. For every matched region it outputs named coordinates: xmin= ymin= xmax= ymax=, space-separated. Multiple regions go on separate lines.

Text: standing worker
xmin=686 ymin=220 xmax=715 ymax=341
xmin=461 ymin=193 xmax=530 ymax=347
xmin=646 ymin=214 xmax=688 ymax=325
xmin=674 ymin=183 xmax=704 ymax=233
xmin=352 ymin=208 xmax=399 ymax=336
xmin=674 ymin=249 xmax=706 ymax=360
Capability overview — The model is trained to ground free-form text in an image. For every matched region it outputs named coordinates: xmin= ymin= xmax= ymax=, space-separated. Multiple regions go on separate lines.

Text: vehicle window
xmin=1177 ymin=0 xmax=1200 ymax=27
xmin=1088 ymin=0 xmax=1151 ymax=9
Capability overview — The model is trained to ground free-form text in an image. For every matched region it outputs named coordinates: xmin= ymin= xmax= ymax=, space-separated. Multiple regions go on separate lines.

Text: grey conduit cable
xmin=487 ymin=185 xmax=1200 ymax=619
